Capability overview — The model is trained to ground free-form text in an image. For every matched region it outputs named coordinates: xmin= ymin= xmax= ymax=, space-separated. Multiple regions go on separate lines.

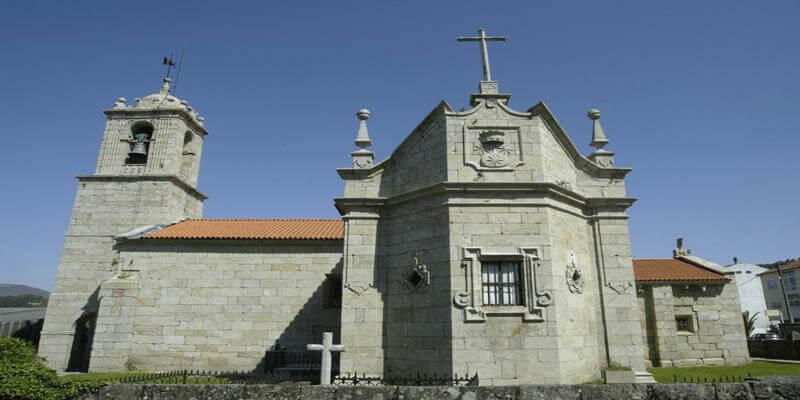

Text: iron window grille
xmin=481 ymin=261 xmax=523 ymax=306
xmin=675 ymin=316 xmax=693 ymax=333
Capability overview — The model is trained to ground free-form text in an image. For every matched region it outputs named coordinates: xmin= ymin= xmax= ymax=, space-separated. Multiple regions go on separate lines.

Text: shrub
xmin=0 ymin=338 xmax=104 ymax=400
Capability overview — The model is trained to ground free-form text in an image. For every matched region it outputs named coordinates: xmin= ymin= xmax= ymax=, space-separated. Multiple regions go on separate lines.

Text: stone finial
xmin=160 ymin=77 xmax=171 ymax=95
xmin=673 ymin=237 xmax=692 ymax=257
xmin=355 ymin=109 xmax=372 ymax=147
xmin=587 ymin=108 xmax=615 ymax=168
xmin=113 ymin=97 xmax=127 ymax=109
xmin=351 ymin=108 xmax=374 ymax=169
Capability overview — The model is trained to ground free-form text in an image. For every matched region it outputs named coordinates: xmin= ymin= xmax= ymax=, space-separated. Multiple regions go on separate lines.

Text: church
xmin=38 ymin=31 xmax=750 ymax=384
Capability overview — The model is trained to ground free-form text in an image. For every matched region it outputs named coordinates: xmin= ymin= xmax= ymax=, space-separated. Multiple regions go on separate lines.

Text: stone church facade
xmin=39 ymin=67 xmax=749 ymax=384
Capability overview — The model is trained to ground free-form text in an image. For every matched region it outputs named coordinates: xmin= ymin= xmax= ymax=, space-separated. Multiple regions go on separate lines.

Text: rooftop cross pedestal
xmin=306 ymin=332 xmax=345 ymax=385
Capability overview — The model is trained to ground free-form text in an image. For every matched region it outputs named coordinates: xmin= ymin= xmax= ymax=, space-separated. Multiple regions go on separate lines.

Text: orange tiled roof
xmin=633 ymin=258 xmax=729 ymax=282
xmin=143 ymin=219 xmax=343 ymax=240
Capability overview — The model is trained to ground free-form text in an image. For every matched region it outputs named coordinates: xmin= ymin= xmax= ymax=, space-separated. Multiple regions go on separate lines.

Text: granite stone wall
xmin=637 ymin=281 xmax=750 ymax=367
xmin=380 ymin=194 xmax=452 ymax=377
xmin=89 ymin=240 xmax=343 ymax=372
xmin=39 ymin=178 xmax=204 ymax=371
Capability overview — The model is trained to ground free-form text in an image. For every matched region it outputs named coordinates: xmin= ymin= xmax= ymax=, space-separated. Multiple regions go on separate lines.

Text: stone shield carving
xmin=475 ymin=131 xmax=514 ymax=168
xmin=463 ymin=126 xmax=524 ymax=171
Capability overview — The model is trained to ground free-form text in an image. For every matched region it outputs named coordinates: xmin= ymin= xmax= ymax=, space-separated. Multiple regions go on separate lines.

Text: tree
xmin=742 ymin=311 xmax=759 ymax=337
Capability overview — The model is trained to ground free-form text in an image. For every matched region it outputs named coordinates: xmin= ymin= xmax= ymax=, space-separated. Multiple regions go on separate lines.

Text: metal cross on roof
xmin=457 ymin=28 xmax=508 ymax=81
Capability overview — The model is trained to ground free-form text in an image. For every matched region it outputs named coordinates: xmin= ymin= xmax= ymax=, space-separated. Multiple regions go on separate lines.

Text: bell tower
xmin=38 ymin=78 xmax=209 ymax=371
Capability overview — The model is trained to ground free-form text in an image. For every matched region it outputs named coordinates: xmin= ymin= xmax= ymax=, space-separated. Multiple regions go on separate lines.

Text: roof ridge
xmin=633 ymin=258 xmax=675 ymax=261
xmin=182 ymin=218 xmax=342 ymax=222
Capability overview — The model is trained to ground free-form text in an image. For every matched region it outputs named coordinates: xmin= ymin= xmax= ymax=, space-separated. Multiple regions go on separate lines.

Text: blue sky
xmin=0 ymin=1 xmax=797 ymax=291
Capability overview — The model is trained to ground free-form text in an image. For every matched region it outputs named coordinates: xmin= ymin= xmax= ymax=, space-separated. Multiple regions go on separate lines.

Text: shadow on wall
xmin=252 ymin=259 xmax=343 ymax=374
xmin=640 ymin=286 xmax=661 ymax=366
xmin=67 ymin=287 xmax=100 ymax=372
xmin=379 ymin=201 xmax=454 ymax=378
xmin=3 ymin=319 xmax=44 ymax=347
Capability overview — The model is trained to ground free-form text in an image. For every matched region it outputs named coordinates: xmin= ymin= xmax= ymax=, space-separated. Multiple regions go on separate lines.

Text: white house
xmin=724 ymin=258 xmax=770 ymax=335
xmin=759 ymin=261 xmax=800 ymax=325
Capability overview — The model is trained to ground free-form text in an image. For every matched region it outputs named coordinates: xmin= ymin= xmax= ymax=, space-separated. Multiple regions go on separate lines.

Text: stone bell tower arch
xmin=38 ymin=78 xmax=209 ymax=371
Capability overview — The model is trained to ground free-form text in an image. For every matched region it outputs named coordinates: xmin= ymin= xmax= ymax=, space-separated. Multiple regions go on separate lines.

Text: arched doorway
xmin=66 ymin=312 xmax=96 ymax=372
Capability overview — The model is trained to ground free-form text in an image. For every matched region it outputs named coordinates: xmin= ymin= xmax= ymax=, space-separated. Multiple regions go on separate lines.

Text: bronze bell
xmin=128 ymin=133 xmax=150 ymax=157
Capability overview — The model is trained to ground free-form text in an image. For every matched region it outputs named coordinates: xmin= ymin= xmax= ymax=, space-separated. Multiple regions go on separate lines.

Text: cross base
xmin=479 ymin=80 xmax=500 ymax=94
xmin=469 ymin=92 xmax=511 ymax=107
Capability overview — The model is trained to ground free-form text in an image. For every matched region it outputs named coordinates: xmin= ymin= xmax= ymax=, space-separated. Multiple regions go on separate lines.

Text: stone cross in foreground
xmin=457 ymin=28 xmax=508 ymax=81
xmin=306 ymin=332 xmax=345 ymax=385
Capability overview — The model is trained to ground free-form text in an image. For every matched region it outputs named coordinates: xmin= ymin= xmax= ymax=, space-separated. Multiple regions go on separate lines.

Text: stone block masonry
xmin=638 ymin=281 xmax=750 ymax=367
xmin=88 ymin=240 xmax=344 ymax=372
xmin=39 ymin=177 xmax=205 ymax=371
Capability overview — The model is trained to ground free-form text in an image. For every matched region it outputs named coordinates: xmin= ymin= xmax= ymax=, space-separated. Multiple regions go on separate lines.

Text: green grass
xmin=647 ymin=361 xmax=800 ymax=383
xmin=61 ymin=371 xmax=233 ymax=384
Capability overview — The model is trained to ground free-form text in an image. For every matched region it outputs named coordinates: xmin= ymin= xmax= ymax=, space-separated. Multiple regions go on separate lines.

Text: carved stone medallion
xmin=565 ymin=251 xmax=585 ymax=294
xmin=463 ymin=126 xmax=524 ymax=171
xmin=566 ymin=261 xmax=584 ymax=294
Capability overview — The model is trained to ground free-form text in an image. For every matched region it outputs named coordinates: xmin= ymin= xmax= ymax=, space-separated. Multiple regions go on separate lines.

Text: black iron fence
xmin=263 ymin=349 xmax=340 ymax=382
xmin=671 ymin=373 xmax=751 ymax=383
xmin=117 ymin=369 xmax=316 ymax=385
xmin=334 ymin=372 xmax=479 ymax=386
xmin=110 ymin=369 xmax=477 ymax=387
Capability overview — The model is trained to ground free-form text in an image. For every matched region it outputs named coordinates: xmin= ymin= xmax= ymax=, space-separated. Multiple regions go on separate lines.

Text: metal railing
xmin=116 ymin=369 xmax=316 ymax=385
xmin=334 ymin=372 xmax=479 ymax=386
xmin=264 ymin=349 xmax=340 ymax=376
xmin=671 ymin=373 xmax=751 ymax=383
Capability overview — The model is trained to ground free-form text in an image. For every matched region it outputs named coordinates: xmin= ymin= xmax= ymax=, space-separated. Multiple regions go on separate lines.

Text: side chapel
xmin=39 ymin=31 xmax=749 ymax=384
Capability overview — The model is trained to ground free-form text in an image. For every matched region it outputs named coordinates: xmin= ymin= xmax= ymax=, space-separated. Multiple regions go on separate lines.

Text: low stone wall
xmin=74 ymin=376 xmax=800 ymax=400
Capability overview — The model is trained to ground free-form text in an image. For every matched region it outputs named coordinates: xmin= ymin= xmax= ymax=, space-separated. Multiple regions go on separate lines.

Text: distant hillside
xmin=0 ymin=283 xmax=49 ymax=297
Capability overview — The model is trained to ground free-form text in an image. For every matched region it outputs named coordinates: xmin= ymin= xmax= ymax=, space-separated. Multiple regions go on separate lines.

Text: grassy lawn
xmin=61 ymin=371 xmax=232 ymax=385
xmin=648 ymin=361 xmax=800 ymax=383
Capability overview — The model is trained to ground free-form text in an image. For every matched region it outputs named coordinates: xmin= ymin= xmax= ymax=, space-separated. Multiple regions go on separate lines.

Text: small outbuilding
xmin=634 ymin=240 xmax=750 ymax=367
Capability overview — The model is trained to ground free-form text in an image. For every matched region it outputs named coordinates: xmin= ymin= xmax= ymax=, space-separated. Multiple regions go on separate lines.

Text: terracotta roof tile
xmin=633 ymin=258 xmax=729 ymax=282
xmin=143 ymin=219 xmax=343 ymax=240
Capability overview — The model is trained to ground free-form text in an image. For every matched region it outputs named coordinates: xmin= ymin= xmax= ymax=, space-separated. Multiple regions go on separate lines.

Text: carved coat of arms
xmin=474 ymin=131 xmax=515 ymax=168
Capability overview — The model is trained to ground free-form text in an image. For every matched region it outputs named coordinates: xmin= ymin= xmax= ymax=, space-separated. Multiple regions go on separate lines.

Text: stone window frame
xmin=455 ymin=246 xmax=551 ymax=323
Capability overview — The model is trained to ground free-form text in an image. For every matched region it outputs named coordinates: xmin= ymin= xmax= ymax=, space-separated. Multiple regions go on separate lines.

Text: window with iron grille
xmin=481 ymin=261 xmax=523 ymax=306
xmin=675 ymin=315 xmax=693 ymax=333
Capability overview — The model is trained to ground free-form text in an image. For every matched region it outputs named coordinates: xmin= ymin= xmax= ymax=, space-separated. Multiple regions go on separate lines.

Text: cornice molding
xmin=76 ymin=174 xmax=208 ymax=201
xmin=104 ymin=108 xmax=208 ymax=136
